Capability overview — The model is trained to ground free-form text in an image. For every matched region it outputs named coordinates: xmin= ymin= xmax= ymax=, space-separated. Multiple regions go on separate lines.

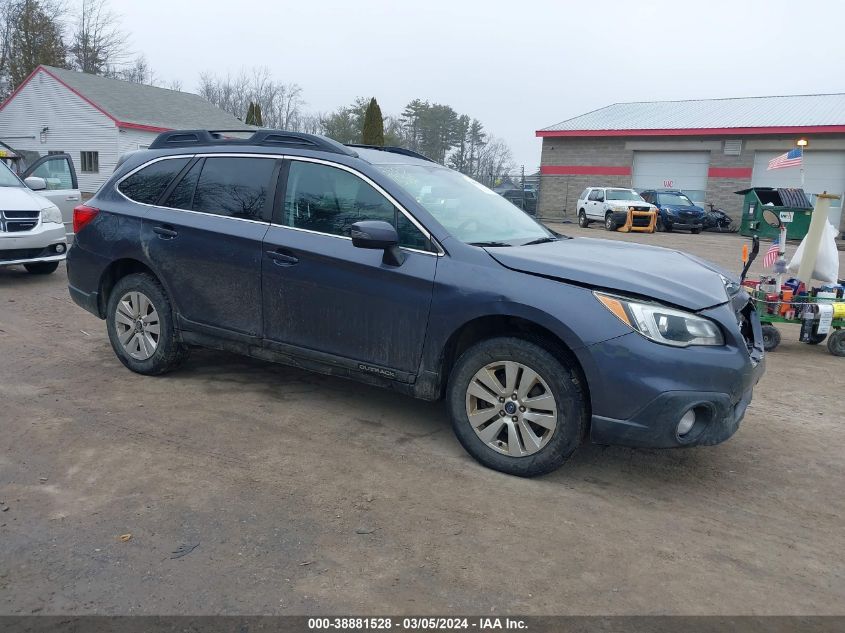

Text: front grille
xmin=0 ymin=247 xmax=43 ymax=262
xmin=0 ymin=210 xmax=39 ymax=233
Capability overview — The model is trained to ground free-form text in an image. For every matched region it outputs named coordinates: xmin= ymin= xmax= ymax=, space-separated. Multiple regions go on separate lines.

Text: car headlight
xmin=612 ymin=205 xmax=629 ymax=212
xmin=41 ymin=206 xmax=63 ymax=224
xmin=594 ymin=291 xmax=724 ymax=347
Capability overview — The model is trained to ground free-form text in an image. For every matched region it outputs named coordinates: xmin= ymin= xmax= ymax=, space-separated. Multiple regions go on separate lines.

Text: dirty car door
xmin=262 ymin=159 xmax=437 ymax=376
xmin=142 ymin=156 xmax=276 ymax=338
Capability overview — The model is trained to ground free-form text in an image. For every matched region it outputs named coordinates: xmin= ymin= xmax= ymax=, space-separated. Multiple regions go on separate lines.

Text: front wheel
xmin=604 ymin=212 xmax=617 ymax=231
xmin=690 ymin=228 xmax=702 ymax=234
xmin=106 ymin=273 xmax=189 ymax=375
xmin=578 ymin=210 xmax=589 ymax=228
xmin=24 ymin=261 xmax=60 ymax=275
xmin=447 ymin=337 xmax=588 ymax=477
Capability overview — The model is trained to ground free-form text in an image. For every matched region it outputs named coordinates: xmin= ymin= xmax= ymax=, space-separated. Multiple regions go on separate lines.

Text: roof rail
xmin=148 ymin=129 xmax=358 ymax=157
xmin=346 ymin=144 xmax=434 ymax=162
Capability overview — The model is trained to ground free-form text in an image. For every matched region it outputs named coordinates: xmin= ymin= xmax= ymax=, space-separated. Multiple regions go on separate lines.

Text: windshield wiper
xmin=520 ymin=236 xmax=558 ymax=246
xmin=468 ymin=241 xmax=512 ymax=247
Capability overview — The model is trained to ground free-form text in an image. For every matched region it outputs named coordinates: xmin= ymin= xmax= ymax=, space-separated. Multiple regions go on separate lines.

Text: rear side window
xmin=164 ymin=160 xmax=202 ymax=210
xmin=192 ymin=157 xmax=276 ymax=221
xmin=118 ymin=158 xmax=190 ymax=205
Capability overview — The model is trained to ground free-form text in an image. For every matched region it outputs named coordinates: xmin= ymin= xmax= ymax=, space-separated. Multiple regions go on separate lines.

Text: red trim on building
xmin=708 ymin=167 xmax=753 ymax=179
xmin=0 ymin=65 xmax=173 ymax=134
xmin=536 ymin=125 xmax=845 ymax=138
xmin=541 ymin=165 xmax=631 ymax=176
xmin=117 ymin=121 xmax=170 ymax=133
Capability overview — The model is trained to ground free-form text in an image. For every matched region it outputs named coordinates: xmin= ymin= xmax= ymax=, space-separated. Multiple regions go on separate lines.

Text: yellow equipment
xmin=617 ymin=207 xmax=657 ymax=233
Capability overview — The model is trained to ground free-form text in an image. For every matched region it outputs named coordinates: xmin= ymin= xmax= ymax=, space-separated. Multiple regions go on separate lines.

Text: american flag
xmin=767 ymin=149 xmax=803 ymax=170
xmin=763 ymin=237 xmax=780 ymax=268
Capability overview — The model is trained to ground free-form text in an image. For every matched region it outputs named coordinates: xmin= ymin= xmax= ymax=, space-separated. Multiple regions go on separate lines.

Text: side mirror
xmin=350 ymin=220 xmax=405 ymax=266
xmin=25 ymin=176 xmax=47 ymax=191
xmin=761 ymin=208 xmax=782 ymax=229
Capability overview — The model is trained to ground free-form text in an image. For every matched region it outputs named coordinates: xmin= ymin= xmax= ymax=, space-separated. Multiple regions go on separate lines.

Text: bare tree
xmin=108 ymin=53 xmax=155 ymax=84
xmin=197 ymin=67 xmax=304 ymax=129
xmin=69 ymin=0 xmax=127 ymax=75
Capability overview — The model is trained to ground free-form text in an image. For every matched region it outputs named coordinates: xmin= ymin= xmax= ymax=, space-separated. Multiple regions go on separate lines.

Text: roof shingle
xmin=41 ymin=65 xmax=247 ymax=131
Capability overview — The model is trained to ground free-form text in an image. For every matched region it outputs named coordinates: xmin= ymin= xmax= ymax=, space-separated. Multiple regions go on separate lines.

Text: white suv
xmin=0 ymin=160 xmax=69 ymax=274
xmin=577 ymin=187 xmax=657 ymax=231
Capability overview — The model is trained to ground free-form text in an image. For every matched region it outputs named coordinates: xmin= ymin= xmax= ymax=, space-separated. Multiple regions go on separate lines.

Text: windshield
xmin=0 ymin=161 xmax=23 ymax=187
xmin=606 ymin=189 xmax=644 ymax=201
xmin=374 ymin=163 xmax=552 ymax=245
xmin=658 ymin=192 xmax=694 ymax=206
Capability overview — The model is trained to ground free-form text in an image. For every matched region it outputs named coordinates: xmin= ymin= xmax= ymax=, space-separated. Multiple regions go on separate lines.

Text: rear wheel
xmin=447 ymin=337 xmax=587 ymax=477
xmin=827 ymin=330 xmax=845 ymax=357
xmin=106 ymin=273 xmax=189 ymax=375
xmin=578 ymin=210 xmax=589 ymax=228
xmin=24 ymin=261 xmax=59 ymax=275
xmin=604 ymin=212 xmax=616 ymax=231
xmin=690 ymin=228 xmax=702 ymax=234
xmin=761 ymin=324 xmax=781 ymax=352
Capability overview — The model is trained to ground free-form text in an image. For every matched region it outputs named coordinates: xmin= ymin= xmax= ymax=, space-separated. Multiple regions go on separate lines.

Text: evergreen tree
xmin=8 ymin=0 xmax=67 ymax=89
xmin=253 ymin=102 xmax=263 ymax=126
xmin=361 ymin=97 xmax=384 ymax=146
xmin=245 ymin=102 xmax=255 ymax=125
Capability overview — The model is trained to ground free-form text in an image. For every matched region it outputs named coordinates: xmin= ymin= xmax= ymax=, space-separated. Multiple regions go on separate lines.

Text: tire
xmin=690 ymin=228 xmax=702 ymax=234
xmin=106 ymin=273 xmax=189 ymax=375
xmin=447 ymin=337 xmax=588 ymax=477
xmin=656 ymin=217 xmax=665 ymax=232
xmin=24 ymin=261 xmax=59 ymax=275
xmin=578 ymin=210 xmax=589 ymax=228
xmin=827 ymin=330 xmax=845 ymax=357
xmin=604 ymin=212 xmax=616 ymax=231
xmin=761 ymin=324 xmax=781 ymax=352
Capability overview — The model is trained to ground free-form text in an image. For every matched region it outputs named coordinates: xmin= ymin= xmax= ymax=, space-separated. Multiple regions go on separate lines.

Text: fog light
xmin=677 ymin=409 xmax=696 ymax=436
xmin=55 ymin=243 xmax=66 ymax=253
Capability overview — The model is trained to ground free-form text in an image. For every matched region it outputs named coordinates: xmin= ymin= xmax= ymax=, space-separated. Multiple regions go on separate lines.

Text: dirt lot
xmin=1 ymin=226 xmax=844 ymax=616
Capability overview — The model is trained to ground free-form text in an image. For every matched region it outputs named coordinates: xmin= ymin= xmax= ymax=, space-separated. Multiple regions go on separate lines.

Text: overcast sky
xmin=114 ymin=0 xmax=844 ymax=171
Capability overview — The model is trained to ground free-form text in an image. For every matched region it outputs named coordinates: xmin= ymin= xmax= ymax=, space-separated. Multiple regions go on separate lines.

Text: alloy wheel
xmin=465 ymin=361 xmax=558 ymax=457
xmin=114 ymin=291 xmax=160 ymax=360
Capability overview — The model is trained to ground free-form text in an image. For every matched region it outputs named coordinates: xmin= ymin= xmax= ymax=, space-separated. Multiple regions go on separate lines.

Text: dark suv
xmin=67 ymin=130 xmax=765 ymax=477
xmin=640 ymin=189 xmax=705 ymax=233
xmin=501 ymin=189 xmax=537 ymax=215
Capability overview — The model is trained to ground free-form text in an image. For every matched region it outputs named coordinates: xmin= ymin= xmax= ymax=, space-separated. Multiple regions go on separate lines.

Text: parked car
xmin=639 ymin=189 xmax=705 ymax=233
xmin=0 ymin=147 xmax=80 ymax=242
xmin=501 ymin=189 xmax=537 ymax=214
xmin=0 ymin=159 xmax=69 ymax=274
xmin=67 ymin=129 xmax=765 ymax=477
xmin=576 ymin=187 xmax=657 ymax=230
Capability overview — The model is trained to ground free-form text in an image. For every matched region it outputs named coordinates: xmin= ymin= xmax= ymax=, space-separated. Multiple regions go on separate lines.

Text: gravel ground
xmin=0 ymin=227 xmax=843 ymax=615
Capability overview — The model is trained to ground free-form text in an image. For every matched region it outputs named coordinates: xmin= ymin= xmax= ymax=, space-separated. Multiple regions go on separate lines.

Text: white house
xmin=0 ymin=65 xmax=246 ymax=193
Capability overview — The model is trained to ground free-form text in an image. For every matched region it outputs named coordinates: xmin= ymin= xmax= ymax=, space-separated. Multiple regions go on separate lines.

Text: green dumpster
xmin=737 ymin=187 xmax=813 ymax=240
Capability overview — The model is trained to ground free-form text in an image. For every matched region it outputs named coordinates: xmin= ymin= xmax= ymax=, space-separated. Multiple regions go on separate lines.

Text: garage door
xmin=632 ymin=151 xmax=710 ymax=204
xmin=752 ymin=150 xmax=845 ymax=227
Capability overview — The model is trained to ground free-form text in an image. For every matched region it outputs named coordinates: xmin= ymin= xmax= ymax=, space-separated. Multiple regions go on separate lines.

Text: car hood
xmin=487 ymin=238 xmax=730 ymax=310
xmin=661 ymin=204 xmax=704 ymax=214
xmin=0 ymin=186 xmax=51 ymax=211
xmin=607 ymin=200 xmax=656 ymax=209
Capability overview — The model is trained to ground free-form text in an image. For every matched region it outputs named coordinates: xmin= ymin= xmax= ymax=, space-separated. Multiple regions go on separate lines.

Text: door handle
xmin=266 ymin=249 xmax=298 ymax=265
xmin=153 ymin=225 xmax=178 ymax=239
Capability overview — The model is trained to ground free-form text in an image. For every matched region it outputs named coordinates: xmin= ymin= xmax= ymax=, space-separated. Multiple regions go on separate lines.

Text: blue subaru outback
xmin=67 ymin=130 xmax=765 ymax=477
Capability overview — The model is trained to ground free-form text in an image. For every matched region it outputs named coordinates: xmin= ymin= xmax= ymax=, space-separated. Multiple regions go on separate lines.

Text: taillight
xmin=73 ymin=204 xmax=99 ymax=234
